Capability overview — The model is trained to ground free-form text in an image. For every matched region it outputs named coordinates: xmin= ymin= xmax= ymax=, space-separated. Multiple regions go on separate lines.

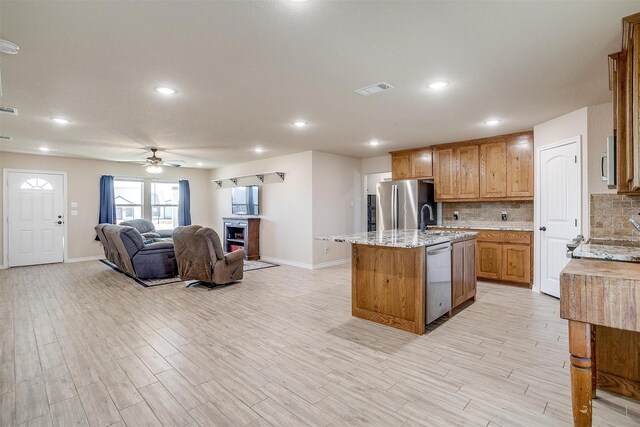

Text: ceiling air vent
xmin=0 ymin=105 xmax=18 ymax=115
xmin=0 ymin=135 xmax=13 ymax=140
xmin=354 ymin=82 xmax=394 ymax=96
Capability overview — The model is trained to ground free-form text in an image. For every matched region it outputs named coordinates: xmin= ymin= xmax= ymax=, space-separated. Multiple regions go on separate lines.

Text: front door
xmin=539 ymin=141 xmax=580 ymax=298
xmin=7 ymin=171 xmax=65 ymax=267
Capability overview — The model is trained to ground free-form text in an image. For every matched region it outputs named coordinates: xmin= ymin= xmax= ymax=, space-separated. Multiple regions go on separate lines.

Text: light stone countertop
xmin=573 ymin=242 xmax=640 ymax=263
xmin=316 ymin=229 xmax=477 ymax=249
xmin=436 ymin=222 xmax=534 ymax=232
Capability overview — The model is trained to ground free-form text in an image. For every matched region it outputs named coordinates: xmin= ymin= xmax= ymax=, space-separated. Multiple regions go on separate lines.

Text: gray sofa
xmin=173 ymin=225 xmax=243 ymax=288
xmin=120 ymin=218 xmax=173 ymax=239
xmin=95 ymin=223 xmax=177 ymax=279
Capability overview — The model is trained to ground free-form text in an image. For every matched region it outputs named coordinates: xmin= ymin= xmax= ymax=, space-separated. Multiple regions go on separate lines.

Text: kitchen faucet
xmin=629 ymin=213 xmax=640 ymax=232
xmin=419 ymin=203 xmax=434 ymax=231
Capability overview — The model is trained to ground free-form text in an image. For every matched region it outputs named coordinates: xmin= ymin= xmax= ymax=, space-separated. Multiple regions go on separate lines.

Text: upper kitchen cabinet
xmin=610 ymin=13 xmax=640 ymax=194
xmin=390 ymin=148 xmax=434 ymax=180
xmin=480 ymin=141 xmax=507 ymax=198
xmin=506 ymin=135 xmax=534 ymax=197
xmin=432 ymin=131 xmax=533 ymax=202
xmin=456 ymin=145 xmax=480 ymax=199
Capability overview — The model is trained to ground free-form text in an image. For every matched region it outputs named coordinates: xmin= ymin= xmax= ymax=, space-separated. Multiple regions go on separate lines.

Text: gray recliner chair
xmin=120 ymin=219 xmax=173 ymax=239
xmin=172 ymin=225 xmax=244 ymax=290
xmin=95 ymin=224 xmax=177 ymax=279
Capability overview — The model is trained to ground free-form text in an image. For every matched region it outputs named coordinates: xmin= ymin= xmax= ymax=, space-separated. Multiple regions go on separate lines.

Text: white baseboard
xmin=261 ymin=256 xmax=314 ymax=270
xmin=260 ymin=256 xmax=350 ymax=270
xmin=312 ymin=258 xmax=350 ymax=270
xmin=65 ymin=255 xmax=103 ymax=263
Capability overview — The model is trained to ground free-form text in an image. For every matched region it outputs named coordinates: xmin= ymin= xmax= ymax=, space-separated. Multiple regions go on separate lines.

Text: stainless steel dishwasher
xmin=425 ymin=242 xmax=452 ymax=324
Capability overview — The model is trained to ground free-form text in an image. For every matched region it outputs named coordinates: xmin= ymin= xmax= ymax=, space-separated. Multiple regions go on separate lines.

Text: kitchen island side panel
xmin=351 ymin=244 xmax=425 ymax=335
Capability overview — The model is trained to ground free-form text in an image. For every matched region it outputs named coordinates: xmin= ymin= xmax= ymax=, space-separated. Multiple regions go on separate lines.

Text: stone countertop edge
xmin=573 ymin=243 xmax=640 ymax=263
xmin=316 ymin=229 xmax=478 ymax=249
xmin=436 ymin=224 xmax=534 ymax=232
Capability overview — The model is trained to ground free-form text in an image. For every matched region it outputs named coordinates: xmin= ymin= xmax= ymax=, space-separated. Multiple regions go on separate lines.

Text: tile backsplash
xmin=590 ymin=193 xmax=640 ymax=240
xmin=441 ymin=201 xmax=533 ymax=224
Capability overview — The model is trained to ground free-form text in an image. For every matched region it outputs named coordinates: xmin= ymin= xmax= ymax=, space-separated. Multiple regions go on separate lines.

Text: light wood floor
xmin=0 ymin=261 xmax=638 ymax=427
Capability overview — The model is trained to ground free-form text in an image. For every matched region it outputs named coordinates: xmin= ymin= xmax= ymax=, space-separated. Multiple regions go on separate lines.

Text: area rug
xmin=99 ymin=258 xmax=278 ymax=288
xmin=99 ymin=259 xmax=184 ymax=288
xmin=243 ymin=260 xmax=279 ymax=272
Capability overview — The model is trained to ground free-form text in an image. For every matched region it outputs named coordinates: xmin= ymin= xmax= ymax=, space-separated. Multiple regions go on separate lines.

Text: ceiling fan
xmin=137 ymin=148 xmax=184 ymax=174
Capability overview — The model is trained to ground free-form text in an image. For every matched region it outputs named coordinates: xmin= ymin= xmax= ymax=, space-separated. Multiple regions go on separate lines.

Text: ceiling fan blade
xmin=164 ymin=163 xmax=182 ymax=168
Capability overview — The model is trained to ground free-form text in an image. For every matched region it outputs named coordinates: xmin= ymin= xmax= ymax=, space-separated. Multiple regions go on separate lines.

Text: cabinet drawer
xmin=475 ymin=230 xmax=531 ymax=244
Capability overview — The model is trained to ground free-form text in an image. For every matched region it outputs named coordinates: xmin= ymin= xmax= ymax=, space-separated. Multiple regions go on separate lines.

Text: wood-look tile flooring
xmin=1 ymin=261 xmax=638 ymax=427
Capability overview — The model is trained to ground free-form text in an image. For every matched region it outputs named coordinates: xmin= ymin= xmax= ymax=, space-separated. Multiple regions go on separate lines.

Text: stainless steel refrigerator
xmin=376 ymin=180 xmax=437 ymax=230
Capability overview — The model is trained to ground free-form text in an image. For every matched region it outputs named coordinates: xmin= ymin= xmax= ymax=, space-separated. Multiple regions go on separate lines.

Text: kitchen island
xmin=318 ymin=229 xmax=477 ymax=334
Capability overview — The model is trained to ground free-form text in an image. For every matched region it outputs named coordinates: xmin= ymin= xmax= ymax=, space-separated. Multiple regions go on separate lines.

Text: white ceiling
xmin=0 ymin=1 xmax=638 ymax=168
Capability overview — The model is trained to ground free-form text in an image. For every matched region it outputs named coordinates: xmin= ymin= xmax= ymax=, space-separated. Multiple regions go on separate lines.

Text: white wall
xmin=532 ymin=103 xmax=614 ymax=291
xmin=209 ymin=151 xmax=314 ymax=268
xmin=587 ymin=103 xmax=615 ymax=195
xmin=209 ymin=150 xmax=362 ymax=269
xmin=312 ymin=152 xmax=361 ymax=266
xmin=0 ymin=152 xmax=212 ymax=262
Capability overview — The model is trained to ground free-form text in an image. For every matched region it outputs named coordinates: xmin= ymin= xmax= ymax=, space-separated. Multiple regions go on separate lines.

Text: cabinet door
xmin=463 ymin=239 xmax=477 ymax=300
xmin=456 ymin=145 xmax=480 ymax=199
xmin=451 ymin=241 xmax=466 ymax=308
xmin=506 ymin=137 xmax=534 ymax=197
xmin=392 ymin=154 xmax=412 ymax=180
xmin=480 ymin=142 xmax=507 ymax=198
xmin=411 ymin=149 xmax=433 ymax=178
xmin=434 ymin=148 xmax=456 ymax=200
xmin=501 ymin=244 xmax=531 ymax=284
xmin=477 ymin=242 xmax=501 ymax=280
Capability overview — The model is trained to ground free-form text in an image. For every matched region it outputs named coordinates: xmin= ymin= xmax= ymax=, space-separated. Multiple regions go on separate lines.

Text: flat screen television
xmin=231 ymin=185 xmax=260 ymax=215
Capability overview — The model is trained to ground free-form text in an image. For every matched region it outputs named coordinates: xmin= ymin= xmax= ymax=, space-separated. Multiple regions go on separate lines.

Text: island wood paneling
xmin=351 ymin=244 xmax=425 ymax=335
xmin=451 ymin=238 xmax=477 ymax=310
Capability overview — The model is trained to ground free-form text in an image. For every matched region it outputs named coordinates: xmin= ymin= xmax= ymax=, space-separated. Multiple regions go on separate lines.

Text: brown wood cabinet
xmin=480 ymin=142 xmax=507 ymax=198
xmin=433 ymin=228 xmax=533 ymax=287
xmin=451 ymin=238 xmax=477 ymax=311
xmin=430 ymin=132 xmax=533 ymax=202
xmin=411 ymin=149 xmax=433 ymax=179
xmin=390 ymin=148 xmax=434 ymax=180
xmin=223 ymin=217 xmax=260 ymax=260
xmin=609 ymin=13 xmax=640 ymax=194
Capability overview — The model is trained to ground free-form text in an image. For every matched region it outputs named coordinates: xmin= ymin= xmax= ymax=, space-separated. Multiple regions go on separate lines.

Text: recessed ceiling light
xmin=427 ymin=80 xmax=449 ymax=90
xmin=51 ymin=117 xmax=71 ymax=124
xmin=154 ymin=86 xmax=177 ymax=95
xmin=254 ymin=147 xmax=265 ymax=153
xmin=484 ymin=119 xmax=501 ymax=126
xmin=38 ymin=147 xmax=50 ymax=152
xmin=0 ymin=39 xmax=19 ymax=55
xmin=369 ymin=139 xmax=381 ymax=146
xmin=292 ymin=120 xmax=308 ymax=128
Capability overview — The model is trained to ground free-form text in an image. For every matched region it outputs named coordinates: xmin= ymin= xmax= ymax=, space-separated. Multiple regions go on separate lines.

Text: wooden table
xmin=560 ymin=259 xmax=640 ymax=426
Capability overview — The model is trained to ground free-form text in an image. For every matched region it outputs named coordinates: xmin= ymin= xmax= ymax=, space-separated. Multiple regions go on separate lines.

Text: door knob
xmin=56 ymin=221 xmax=63 ymax=225
xmin=539 ymin=226 xmax=546 ymax=231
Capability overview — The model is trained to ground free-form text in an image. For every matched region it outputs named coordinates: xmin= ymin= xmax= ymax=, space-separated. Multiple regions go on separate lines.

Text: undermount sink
xmin=587 ymin=237 xmax=640 ymax=248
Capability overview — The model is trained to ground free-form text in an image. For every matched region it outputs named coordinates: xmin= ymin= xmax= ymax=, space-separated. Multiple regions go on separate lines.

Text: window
xmin=151 ymin=182 xmax=179 ymax=230
xmin=20 ymin=178 xmax=53 ymax=190
xmin=114 ymin=180 xmax=143 ymax=223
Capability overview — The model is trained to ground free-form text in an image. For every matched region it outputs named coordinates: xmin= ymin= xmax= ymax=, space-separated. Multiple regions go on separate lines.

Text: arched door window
xmin=20 ymin=178 xmax=53 ymax=190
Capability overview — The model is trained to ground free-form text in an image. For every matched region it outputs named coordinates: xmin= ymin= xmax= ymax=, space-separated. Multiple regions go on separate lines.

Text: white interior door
xmin=539 ymin=141 xmax=580 ymax=298
xmin=7 ymin=171 xmax=65 ymax=267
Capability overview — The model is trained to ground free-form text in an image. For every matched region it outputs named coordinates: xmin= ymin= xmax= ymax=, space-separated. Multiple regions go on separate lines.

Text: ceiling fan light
xmin=146 ymin=164 xmax=163 ymax=174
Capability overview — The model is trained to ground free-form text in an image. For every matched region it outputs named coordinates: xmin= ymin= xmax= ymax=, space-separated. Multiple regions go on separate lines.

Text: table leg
xmin=591 ymin=325 xmax=597 ymax=399
xmin=569 ymin=320 xmax=593 ymax=427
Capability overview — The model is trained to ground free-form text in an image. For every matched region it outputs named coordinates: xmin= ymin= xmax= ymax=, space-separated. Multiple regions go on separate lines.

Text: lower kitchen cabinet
xmin=477 ymin=242 xmax=501 ymax=280
xmin=434 ymin=228 xmax=533 ymax=287
xmin=501 ymin=244 xmax=531 ymax=284
xmin=451 ymin=238 xmax=477 ymax=310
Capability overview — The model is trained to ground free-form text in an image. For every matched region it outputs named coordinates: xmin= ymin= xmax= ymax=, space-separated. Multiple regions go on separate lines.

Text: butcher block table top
xmin=560 ymin=259 xmax=640 ymax=332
